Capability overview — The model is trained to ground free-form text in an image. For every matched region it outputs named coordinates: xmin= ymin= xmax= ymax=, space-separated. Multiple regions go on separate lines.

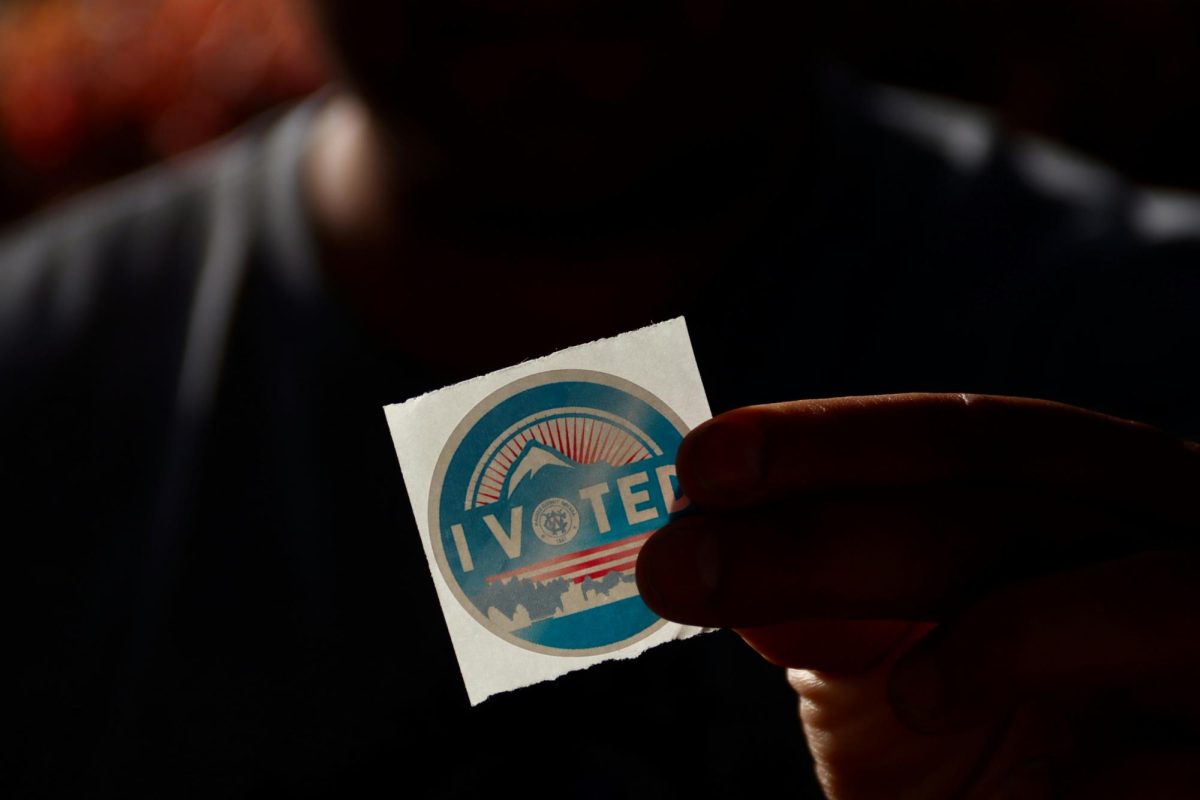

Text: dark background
xmin=3 ymin=2 xmax=1199 ymax=796
xmin=3 ymin=0 xmax=1199 ymax=228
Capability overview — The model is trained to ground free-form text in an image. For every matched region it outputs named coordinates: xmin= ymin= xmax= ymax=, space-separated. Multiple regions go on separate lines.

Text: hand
xmin=636 ymin=394 xmax=1200 ymax=799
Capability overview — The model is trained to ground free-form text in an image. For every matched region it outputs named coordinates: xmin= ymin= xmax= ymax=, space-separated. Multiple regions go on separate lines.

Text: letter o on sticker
xmin=532 ymin=498 xmax=580 ymax=546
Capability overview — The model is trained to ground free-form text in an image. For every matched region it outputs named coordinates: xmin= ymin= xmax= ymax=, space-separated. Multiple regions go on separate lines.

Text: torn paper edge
xmin=384 ymin=317 xmax=712 ymax=705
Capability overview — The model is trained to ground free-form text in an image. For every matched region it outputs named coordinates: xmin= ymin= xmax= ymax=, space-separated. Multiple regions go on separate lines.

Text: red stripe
xmin=585 ymin=419 xmax=598 ymax=464
xmin=573 ymin=559 xmax=638 ymax=584
xmin=519 ymin=545 xmax=644 ymax=583
xmin=610 ymin=436 xmax=631 ymax=466
xmin=594 ymin=422 xmax=611 ymax=465
xmin=484 ymin=531 xmax=654 ymax=583
xmin=602 ymin=424 xmax=619 ymax=464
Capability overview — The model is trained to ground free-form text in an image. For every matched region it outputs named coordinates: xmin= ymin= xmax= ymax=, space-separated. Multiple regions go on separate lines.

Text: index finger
xmin=678 ymin=394 xmax=1200 ymax=524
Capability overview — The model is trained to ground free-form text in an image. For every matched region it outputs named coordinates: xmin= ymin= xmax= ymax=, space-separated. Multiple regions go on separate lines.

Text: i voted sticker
xmin=386 ymin=317 xmax=710 ymax=703
xmin=429 ymin=370 xmax=691 ymax=656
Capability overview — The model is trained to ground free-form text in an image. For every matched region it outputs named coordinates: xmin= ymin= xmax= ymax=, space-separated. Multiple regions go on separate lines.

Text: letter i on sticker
xmin=429 ymin=370 xmax=692 ymax=656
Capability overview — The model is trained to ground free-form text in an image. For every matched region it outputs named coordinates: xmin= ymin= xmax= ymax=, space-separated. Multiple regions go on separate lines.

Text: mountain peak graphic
xmin=506 ymin=441 xmax=575 ymax=498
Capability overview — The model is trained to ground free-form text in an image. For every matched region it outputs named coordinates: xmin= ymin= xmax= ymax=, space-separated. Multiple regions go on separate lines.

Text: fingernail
xmin=686 ymin=419 xmax=764 ymax=498
xmin=635 ymin=519 xmax=722 ymax=623
xmin=889 ymin=651 xmax=954 ymax=731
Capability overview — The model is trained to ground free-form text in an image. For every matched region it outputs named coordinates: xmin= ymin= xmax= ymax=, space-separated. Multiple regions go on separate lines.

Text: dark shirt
xmin=4 ymin=68 xmax=1199 ymax=797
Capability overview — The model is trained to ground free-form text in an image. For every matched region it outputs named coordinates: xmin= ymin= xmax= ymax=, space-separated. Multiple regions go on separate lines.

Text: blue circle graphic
xmin=429 ymin=371 xmax=689 ymax=655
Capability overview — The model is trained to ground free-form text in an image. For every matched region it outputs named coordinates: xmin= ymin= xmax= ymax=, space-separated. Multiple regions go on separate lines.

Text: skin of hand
xmin=635 ymin=394 xmax=1200 ymax=799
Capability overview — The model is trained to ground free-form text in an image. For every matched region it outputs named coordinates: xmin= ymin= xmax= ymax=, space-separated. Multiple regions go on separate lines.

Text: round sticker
xmin=428 ymin=370 xmax=691 ymax=656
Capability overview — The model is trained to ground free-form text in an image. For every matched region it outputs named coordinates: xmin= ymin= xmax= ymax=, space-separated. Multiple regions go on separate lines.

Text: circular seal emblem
xmin=428 ymin=370 xmax=691 ymax=656
xmin=531 ymin=498 xmax=580 ymax=546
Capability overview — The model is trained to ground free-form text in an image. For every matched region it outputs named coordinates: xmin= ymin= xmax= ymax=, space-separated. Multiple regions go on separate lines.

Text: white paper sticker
xmin=384 ymin=317 xmax=711 ymax=704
